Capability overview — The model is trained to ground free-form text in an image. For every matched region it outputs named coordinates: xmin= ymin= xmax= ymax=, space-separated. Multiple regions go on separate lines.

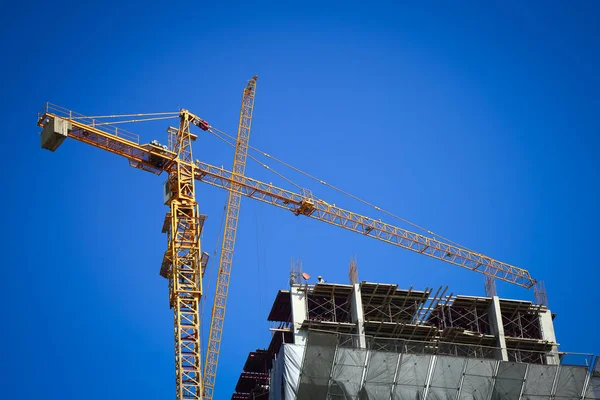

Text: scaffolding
xmin=428 ymin=296 xmax=496 ymax=348
xmin=305 ymin=284 xmax=353 ymax=324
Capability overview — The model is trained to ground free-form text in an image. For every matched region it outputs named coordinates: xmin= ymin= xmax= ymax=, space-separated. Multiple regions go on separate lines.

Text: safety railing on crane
xmin=38 ymin=102 xmax=141 ymax=144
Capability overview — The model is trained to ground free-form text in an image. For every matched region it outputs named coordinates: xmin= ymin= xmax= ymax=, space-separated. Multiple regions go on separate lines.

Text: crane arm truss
xmin=38 ymin=103 xmax=535 ymax=290
xmin=203 ymin=76 xmax=258 ymax=400
xmin=193 ymin=162 xmax=535 ymax=288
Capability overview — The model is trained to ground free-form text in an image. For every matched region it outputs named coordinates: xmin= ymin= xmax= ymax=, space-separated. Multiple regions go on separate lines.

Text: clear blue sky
xmin=1 ymin=1 xmax=599 ymax=398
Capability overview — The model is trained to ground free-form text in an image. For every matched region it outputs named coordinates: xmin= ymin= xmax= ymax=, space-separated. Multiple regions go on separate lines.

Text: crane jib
xmin=192 ymin=161 xmax=535 ymax=289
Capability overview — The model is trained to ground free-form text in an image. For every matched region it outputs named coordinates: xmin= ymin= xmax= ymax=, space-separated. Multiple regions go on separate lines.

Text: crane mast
xmin=163 ymin=111 xmax=205 ymax=400
xmin=37 ymin=92 xmax=537 ymax=399
xmin=203 ymin=76 xmax=258 ymax=399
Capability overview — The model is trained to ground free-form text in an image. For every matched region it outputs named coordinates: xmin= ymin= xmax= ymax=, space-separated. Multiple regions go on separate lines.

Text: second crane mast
xmin=203 ymin=76 xmax=258 ymax=399
xmin=161 ymin=111 xmax=208 ymax=399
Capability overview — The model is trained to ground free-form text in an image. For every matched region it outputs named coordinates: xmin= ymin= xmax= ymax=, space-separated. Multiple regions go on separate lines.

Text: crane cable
xmin=72 ymin=111 xmax=180 ymax=119
xmin=206 ymin=128 xmax=304 ymax=191
xmin=73 ymin=112 xmax=180 ymax=126
xmin=89 ymin=116 xmax=179 ymax=126
xmin=255 ymin=210 xmax=264 ymax=337
xmin=208 ymin=126 xmax=478 ymax=253
xmin=103 ymin=113 xmax=479 ymax=254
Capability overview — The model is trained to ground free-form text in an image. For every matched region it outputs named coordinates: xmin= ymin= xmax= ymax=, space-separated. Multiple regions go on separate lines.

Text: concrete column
xmin=539 ymin=309 xmax=560 ymax=365
xmin=488 ymin=296 xmax=509 ymax=361
xmin=290 ymin=285 xmax=308 ymax=345
xmin=350 ymin=283 xmax=367 ymax=348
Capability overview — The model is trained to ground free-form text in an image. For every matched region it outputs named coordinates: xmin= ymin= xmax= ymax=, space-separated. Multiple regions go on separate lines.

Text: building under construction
xmin=231 ymin=270 xmax=600 ymax=400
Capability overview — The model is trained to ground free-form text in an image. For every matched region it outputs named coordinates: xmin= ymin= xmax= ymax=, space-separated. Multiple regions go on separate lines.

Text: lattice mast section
xmin=203 ymin=76 xmax=258 ymax=400
xmin=161 ymin=111 xmax=205 ymax=400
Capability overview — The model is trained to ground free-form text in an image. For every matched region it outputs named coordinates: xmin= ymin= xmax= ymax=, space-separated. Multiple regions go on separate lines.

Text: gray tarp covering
xmin=270 ymin=336 xmax=596 ymax=400
xmin=296 ymin=333 xmax=338 ymax=400
xmin=555 ymin=366 xmax=588 ymax=400
xmin=428 ymin=356 xmax=466 ymax=400
xmin=586 ymin=358 xmax=600 ymax=399
xmin=393 ymin=354 xmax=433 ymax=400
xmin=492 ymin=361 xmax=527 ymax=400
xmin=330 ymin=347 xmax=368 ymax=399
xmin=587 ymin=377 xmax=600 ymax=400
xmin=459 ymin=359 xmax=498 ymax=400
xmin=522 ymin=364 xmax=558 ymax=400
xmin=364 ymin=351 xmax=400 ymax=400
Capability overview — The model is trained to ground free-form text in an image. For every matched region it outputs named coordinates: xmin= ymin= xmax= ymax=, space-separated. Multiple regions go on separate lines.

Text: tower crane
xmin=37 ymin=79 xmax=536 ymax=400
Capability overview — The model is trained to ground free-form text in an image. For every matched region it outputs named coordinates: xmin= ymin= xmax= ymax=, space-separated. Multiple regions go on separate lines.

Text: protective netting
xmin=296 ymin=332 xmax=338 ymax=400
xmin=522 ymin=364 xmax=558 ymax=400
xmin=491 ymin=361 xmax=527 ymax=400
xmin=394 ymin=354 xmax=433 ymax=400
xmin=363 ymin=351 xmax=400 ymax=399
xmin=459 ymin=359 xmax=497 ymax=400
xmin=428 ymin=356 xmax=466 ymax=400
xmin=329 ymin=348 xmax=368 ymax=399
xmin=554 ymin=365 xmax=588 ymax=400
xmin=586 ymin=356 xmax=600 ymax=399
xmin=269 ymin=332 xmax=598 ymax=400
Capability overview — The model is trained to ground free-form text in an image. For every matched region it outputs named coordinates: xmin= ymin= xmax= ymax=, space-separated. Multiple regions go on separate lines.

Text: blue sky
xmin=1 ymin=1 xmax=599 ymax=398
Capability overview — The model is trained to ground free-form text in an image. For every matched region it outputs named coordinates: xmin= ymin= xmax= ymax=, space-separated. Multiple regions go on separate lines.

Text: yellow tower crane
xmin=37 ymin=78 xmax=536 ymax=400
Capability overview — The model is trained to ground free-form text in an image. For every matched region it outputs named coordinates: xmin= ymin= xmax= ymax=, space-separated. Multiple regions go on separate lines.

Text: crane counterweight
xmin=41 ymin=117 xmax=70 ymax=151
